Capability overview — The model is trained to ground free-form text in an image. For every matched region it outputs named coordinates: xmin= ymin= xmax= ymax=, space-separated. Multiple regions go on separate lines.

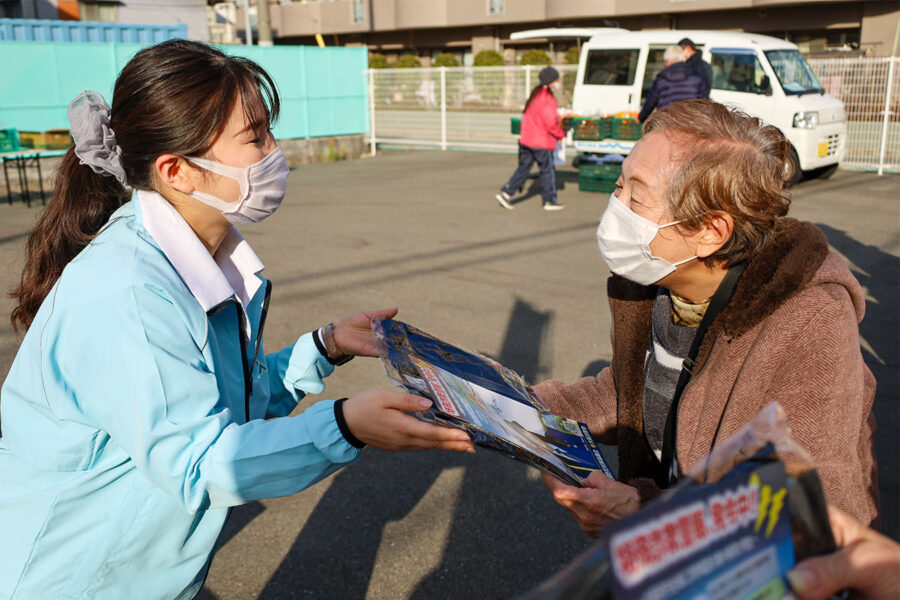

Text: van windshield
xmin=583 ymin=49 xmax=640 ymax=85
xmin=763 ymin=49 xmax=823 ymax=95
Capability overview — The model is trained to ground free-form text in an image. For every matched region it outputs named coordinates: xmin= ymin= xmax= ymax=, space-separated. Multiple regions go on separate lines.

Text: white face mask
xmin=595 ymin=193 xmax=696 ymax=286
xmin=186 ymin=147 xmax=289 ymax=225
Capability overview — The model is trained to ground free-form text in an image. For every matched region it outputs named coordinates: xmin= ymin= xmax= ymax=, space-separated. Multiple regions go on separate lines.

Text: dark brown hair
xmin=643 ymin=99 xmax=791 ymax=267
xmin=10 ymin=40 xmax=279 ymax=331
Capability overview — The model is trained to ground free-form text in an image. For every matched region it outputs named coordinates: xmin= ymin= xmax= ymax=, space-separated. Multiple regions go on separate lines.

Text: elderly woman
xmin=536 ymin=99 xmax=878 ymax=537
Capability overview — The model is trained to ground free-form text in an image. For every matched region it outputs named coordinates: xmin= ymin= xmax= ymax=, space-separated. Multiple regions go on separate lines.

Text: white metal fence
xmin=368 ymin=65 xmax=577 ymax=152
xmin=368 ymin=59 xmax=900 ymax=173
xmin=807 ymin=57 xmax=899 ymax=174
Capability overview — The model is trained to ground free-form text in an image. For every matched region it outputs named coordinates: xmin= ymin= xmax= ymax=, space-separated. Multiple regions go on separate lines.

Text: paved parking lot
xmin=0 ymin=151 xmax=897 ymax=599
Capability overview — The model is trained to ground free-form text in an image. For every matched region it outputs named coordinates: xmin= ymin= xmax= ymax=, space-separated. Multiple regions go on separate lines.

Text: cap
xmin=539 ymin=66 xmax=560 ymax=86
xmin=678 ymin=38 xmax=697 ymax=50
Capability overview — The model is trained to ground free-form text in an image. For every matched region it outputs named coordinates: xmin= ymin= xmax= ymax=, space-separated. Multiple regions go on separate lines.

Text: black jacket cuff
xmin=334 ymin=398 xmax=366 ymax=449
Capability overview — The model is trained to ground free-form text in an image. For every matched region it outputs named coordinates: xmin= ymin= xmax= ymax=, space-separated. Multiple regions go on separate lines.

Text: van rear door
xmin=575 ymin=47 xmax=642 ymax=114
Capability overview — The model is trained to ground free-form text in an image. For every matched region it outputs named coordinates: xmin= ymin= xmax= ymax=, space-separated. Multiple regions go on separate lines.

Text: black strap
xmin=657 ymin=263 xmax=746 ymax=487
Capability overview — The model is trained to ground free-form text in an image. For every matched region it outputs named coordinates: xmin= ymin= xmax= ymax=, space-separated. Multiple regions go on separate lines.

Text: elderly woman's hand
xmin=542 ymin=471 xmax=641 ymax=538
xmin=331 ymin=308 xmax=398 ymax=358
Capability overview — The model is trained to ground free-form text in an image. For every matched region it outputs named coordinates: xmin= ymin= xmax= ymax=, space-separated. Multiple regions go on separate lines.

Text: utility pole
xmin=257 ymin=0 xmax=273 ymax=46
xmin=242 ymin=0 xmax=252 ymax=45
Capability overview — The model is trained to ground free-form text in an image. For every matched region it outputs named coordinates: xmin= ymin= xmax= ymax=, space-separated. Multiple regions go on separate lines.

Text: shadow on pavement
xmin=251 ymin=297 xmax=588 ymax=599
xmin=817 ymin=223 xmax=900 ymax=540
xmin=510 ymin=169 xmax=579 ymax=206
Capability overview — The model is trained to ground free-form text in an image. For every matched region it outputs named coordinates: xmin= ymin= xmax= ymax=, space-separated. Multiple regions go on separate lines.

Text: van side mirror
xmin=760 ymin=75 xmax=773 ymax=96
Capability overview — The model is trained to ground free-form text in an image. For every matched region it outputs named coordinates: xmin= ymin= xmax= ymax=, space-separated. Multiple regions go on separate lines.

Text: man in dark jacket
xmin=637 ymin=45 xmax=705 ymax=123
xmin=679 ymin=37 xmax=713 ymax=97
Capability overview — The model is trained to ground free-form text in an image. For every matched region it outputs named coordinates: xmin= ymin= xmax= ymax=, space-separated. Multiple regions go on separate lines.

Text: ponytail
xmin=10 ymin=149 xmax=127 ymax=332
xmin=9 ymin=39 xmax=280 ymax=333
xmin=523 ymin=83 xmax=546 ymax=113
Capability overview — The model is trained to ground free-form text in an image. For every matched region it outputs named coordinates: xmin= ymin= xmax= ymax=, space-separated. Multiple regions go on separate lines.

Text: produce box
xmin=0 ymin=128 xmax=19 ymax=152
xmin=19 ymin=129 xmax=73 ymax=150
xmin=510 ymin=117 xmax=521 ymax=135
xmin=611 ymin=117 xmax=641 ymax=141
xmin=572 ymin=117 xmax=611 ymax=141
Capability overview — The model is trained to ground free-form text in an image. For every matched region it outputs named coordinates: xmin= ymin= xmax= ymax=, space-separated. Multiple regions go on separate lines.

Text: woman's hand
xmin=332 ymin=308 xmax=398 ymax=358
xmin=342 ymin=390 xmax=476 ymax=453
xmin=787 ymin=506 xmax=900 ymax=600
xmin=542 ymin=471 xmax=640 ymax=538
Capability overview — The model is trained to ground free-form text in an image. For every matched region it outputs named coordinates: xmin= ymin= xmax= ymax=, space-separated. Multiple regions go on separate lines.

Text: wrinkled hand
xmin=543 ymin=471 xmax=640 ymax=538
xmin=342 ymin=390 xmax=476 ymax=453
xmin=787 ymin=506 xmax=900 ymax=600
xmin=332 ymin=308 xmax=398 ymax=358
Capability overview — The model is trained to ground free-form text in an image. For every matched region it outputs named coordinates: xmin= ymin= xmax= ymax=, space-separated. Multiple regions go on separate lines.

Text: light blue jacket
xmin=0 ymin=195 xmax=360 ymax=599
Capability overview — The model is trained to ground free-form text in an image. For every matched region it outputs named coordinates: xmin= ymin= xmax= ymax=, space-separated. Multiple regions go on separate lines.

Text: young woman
xmin=496 ymin=66 xmax=567 ymax=211
xmin=0 ymin=40 xmax=472 ymax=599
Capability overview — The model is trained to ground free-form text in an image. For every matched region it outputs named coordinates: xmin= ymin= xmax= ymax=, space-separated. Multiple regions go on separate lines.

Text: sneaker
xmin=495 ymin=191 xmax=514 ymax=210
xmin=543 ymin=203 xmax=565 ymax=211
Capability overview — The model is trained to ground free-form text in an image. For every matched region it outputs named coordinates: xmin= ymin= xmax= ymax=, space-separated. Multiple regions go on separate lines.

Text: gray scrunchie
xmin=67 ymin=90 xmax=127 ymax=186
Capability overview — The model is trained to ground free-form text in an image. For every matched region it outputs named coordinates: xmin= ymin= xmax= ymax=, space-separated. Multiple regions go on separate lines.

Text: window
xmin=0 ymin=1 xmax=23 ymax=19
xmin=488 ymin=0 xmax=503 ymax=15
xmin=710 ymin=51 xmax=769 ymax=94
xmin=764 ymin=49 xmax=822 ymax=95
xmin=352 ymin=0 xmax=364 ymax=24
xmin=79 ymin=0 xmax=118 ymax=22
xmin=583 ymin=49 xmax=640 ymax=86
xmin=641 ymin=47 xmax=668 ymax=97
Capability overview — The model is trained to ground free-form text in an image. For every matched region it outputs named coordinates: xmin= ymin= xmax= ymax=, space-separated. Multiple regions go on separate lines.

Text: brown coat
xmin=535 ymin=219 xmax=879 ymax=527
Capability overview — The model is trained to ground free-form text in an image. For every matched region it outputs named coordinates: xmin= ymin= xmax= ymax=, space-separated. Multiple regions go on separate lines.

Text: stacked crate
xmin=578 ymin=163 xmax=622 ymax=194
xmin=611 ymin=117 xmax=641 ymax=141
xmin=0 ymin=128 xmax=19 ymax=152
xmin=572 ymin=117 xmax=611 ymax=141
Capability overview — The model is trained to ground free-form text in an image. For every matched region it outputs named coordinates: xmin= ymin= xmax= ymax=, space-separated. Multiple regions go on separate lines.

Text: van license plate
xmin=817 ymin=142 xmax=829 ymax=157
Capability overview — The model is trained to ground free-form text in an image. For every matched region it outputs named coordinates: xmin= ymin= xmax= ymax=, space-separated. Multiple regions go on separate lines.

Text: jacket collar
xmin=136 ymin=189 xmax=265 ymax=313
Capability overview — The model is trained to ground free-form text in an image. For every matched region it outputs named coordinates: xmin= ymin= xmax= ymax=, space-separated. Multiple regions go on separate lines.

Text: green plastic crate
xmin=510 ymin=117 xmax=521 ymax=135
xmin=578 ymin=177 xmax=618 ymax=193
xmin=579 ymin=163 xmax=622 ymax=179
xmin=611 ymin=117 xmax=641 ymax=141
xmin=572 ymin=117 xmax=612 ymax=141
xmin=0 ymin=128 xmax=19 ymax=152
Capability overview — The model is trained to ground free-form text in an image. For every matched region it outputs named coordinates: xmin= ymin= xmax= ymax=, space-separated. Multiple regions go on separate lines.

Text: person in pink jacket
xmin=496 ymin=66 xmax=567 ymax=211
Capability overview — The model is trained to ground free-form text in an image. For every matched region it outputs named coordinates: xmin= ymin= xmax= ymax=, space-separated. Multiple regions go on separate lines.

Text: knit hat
xmin=539 ymin=66 xmax=560 ymax=86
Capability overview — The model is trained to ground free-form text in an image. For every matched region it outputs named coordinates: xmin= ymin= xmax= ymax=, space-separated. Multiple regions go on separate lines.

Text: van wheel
xmin=572 ymin=155 xmax=583 ymax=168
xmin=785 ymin=147 xmax=802 ymax=184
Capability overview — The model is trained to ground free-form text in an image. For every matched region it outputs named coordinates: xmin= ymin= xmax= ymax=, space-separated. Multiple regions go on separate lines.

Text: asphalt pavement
xmin=0 ymin=151 xmax=896 ymax=599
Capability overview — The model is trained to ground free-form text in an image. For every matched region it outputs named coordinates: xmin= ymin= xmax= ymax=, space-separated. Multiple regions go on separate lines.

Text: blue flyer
xmin=373 ymin=318 xmax=615 ymax=487
xmin=607 ymin=458 xmax=795 ymax=600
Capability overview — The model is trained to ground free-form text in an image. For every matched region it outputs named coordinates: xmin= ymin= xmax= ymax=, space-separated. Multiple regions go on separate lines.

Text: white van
xmin=570 ymin=29 xmax=846 ymax=177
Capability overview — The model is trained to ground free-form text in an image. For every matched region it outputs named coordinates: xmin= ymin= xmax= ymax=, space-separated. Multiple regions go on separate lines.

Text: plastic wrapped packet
xmin=521 ymin=402 xmax=836 ymax=600
xmin=372 ymin=318 xmax=614 ymax=487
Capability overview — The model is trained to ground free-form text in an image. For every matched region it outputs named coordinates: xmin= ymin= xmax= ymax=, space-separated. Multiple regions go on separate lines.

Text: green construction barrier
xmin=0 ymin=42 xmax=368 ymax=140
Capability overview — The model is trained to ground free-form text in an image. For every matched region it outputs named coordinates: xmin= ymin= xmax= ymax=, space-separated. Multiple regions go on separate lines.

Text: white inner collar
xmin=138 ymin=190 xmax=264 ymax=314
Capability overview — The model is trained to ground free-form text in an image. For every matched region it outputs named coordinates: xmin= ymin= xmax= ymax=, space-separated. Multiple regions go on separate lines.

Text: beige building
xmin=233 ymin=0 xmax=899 ymax=62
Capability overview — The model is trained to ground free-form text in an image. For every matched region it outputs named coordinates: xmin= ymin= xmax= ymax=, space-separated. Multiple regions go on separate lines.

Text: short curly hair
xmin=642 ymin=99 xmax=792 ymax=267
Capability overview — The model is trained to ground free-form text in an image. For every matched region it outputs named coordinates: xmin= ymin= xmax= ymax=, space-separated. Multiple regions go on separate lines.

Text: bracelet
xmin=319 ymin=323 xmax=353 ymax=366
